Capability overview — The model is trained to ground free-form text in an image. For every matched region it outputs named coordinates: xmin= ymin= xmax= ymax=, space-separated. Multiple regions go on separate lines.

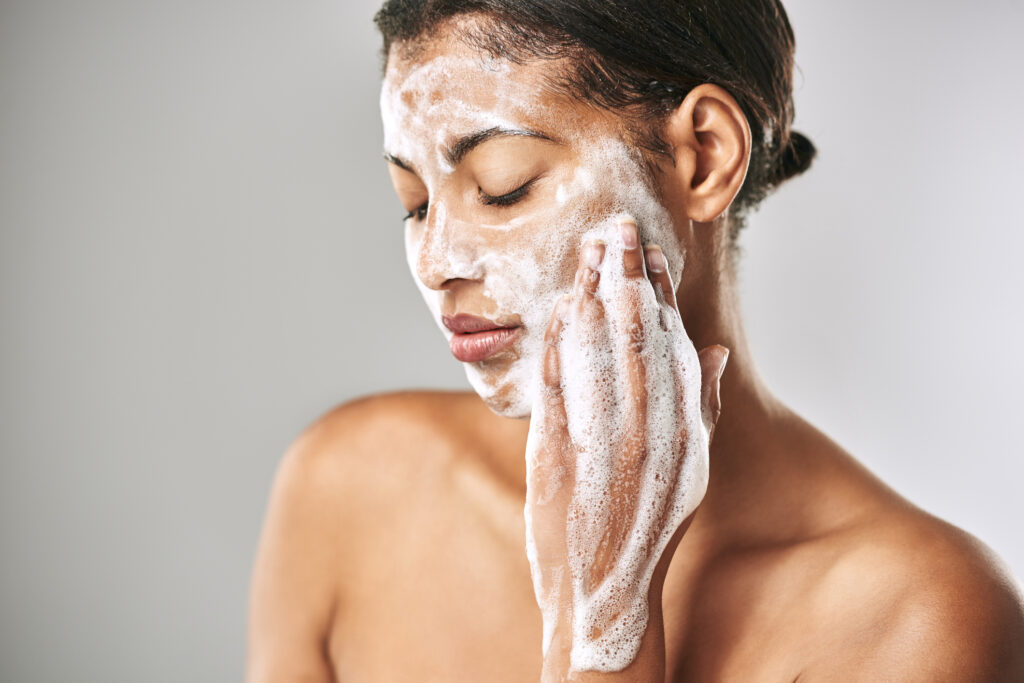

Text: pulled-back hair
xmin=375 ymin=0 xmax=816 ymax=240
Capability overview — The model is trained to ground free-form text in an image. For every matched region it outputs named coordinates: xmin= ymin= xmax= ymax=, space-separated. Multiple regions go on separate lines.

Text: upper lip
xmin=442 ymin=313 xmax=517 ymax=334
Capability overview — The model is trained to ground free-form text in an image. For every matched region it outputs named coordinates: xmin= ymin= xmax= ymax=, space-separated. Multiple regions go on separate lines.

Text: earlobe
xmin=660 ymin=84 xmax=752 ymax=223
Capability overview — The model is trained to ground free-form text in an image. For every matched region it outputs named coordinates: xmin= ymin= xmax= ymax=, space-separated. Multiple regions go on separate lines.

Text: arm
xmin=245 ymin=427 xmax=344 ymax=683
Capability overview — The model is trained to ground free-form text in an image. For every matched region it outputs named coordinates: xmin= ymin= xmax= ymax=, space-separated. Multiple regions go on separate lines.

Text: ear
xmin=660 ymin=84 xmax=752 ymax=223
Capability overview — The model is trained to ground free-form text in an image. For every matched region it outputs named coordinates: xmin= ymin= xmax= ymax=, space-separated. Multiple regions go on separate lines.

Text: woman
xmin=247 ymin=1 xmax=1024 ymax=680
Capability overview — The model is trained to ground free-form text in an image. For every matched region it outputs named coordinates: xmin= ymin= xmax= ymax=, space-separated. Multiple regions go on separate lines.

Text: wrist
xmin=540 ymin=584 xmax=667 ymax=682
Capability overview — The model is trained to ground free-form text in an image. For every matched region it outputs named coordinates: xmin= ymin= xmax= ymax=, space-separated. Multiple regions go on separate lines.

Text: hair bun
xmin=775 ymin=130 xmax=816 ymax=184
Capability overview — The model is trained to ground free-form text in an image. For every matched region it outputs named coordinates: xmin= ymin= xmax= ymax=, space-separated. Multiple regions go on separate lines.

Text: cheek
xmin=403 ymin=221 xmax=423 ymax=277
xmin=490 ymin=207 xmax=588 ymax=297
xmin=481 ymin=190 xmax=616 ymax=303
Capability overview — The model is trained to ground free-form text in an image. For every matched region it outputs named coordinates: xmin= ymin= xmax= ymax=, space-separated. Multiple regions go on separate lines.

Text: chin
xmin=464 ymin=364 xmax=534 ymax=420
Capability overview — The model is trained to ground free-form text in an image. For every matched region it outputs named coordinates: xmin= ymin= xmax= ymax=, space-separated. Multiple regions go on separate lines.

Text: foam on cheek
xmin=556 ymin=167 xmax=595 ymax=206
xmin=478 ymin=137 xmax=682 ymax=418
xmin=406 ymin=132 xmax=684 ymax=418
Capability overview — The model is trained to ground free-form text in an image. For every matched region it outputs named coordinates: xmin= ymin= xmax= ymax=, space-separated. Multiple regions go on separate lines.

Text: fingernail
xmin=583 ymin=241 xmax=604 ymax=268
xmin=619 ymin=221 xmax=639 ymax=249
xmin=646 ymin=246 xmax=666 ymax=272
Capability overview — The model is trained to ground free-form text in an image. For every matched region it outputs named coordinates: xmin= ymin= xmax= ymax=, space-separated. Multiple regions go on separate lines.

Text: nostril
xmin=415 ymin=255 xmax=459 ymax=292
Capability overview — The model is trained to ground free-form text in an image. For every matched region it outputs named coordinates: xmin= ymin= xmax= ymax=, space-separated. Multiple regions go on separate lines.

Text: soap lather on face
xmin=382 ymin=44 xmax=684 ymax=418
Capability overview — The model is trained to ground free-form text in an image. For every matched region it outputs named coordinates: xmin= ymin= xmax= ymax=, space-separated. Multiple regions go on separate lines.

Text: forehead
xmin=380 ymin=27 xmax=612 ymax=169
xmin=384 ymin=33 xmax=545 ymax=102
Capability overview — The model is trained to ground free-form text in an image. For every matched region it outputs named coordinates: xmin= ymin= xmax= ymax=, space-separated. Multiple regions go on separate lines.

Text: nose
xmin=413 ymin=203 xmax=482 ymax=290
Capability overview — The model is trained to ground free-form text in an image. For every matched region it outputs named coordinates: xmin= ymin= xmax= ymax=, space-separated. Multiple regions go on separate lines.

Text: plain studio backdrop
xmin=1 ymin=1 xmax=1022 ymax=680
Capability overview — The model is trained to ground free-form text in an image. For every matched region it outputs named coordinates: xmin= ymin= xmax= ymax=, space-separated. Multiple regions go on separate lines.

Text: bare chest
xmin=328 ymin=467 xmax=544 ymax=681
xmin=326 ymin=466 xmax=813 ymax=682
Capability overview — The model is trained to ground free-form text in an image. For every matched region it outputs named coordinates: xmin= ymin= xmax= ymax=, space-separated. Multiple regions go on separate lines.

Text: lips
xmin=442 ymin=314 xmax=522 ymax=363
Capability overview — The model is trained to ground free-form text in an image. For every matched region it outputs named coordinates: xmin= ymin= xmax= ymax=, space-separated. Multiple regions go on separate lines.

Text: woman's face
xmin=381 ymin=30 xmax=685 ymax=418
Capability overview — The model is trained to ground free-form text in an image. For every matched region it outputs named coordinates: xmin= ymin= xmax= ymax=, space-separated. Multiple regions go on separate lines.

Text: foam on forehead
xmin=381 ymin=52 xmax=548 ymax=179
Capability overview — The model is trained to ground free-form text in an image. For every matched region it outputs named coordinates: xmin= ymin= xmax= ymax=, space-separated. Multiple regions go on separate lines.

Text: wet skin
xmin=246 ymin=20 xmax=1024 ymax=683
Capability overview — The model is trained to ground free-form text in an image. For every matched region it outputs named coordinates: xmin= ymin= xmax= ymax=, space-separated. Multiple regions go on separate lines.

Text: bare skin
xmin=246 ymin=22 xmax=1024 ymax=683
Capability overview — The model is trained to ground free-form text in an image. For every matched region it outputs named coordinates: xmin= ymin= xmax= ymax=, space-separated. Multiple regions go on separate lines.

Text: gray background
xmin=1 ymin=0 xmax=1021 ymax=681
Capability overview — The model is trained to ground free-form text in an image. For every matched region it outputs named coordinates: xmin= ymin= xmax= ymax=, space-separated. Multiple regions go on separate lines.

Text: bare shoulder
xmin=275 ymin=390 xmax=490 ymax=513
xmin=805 ymin=505 xmax=1024 ymax=681
xmin=300 ymin=389 xmax=482 ymax=452
xmin=245 ymin=390 xmax=483 ymax=682
xmin=291 ymin=390 xmax=476 ymax=461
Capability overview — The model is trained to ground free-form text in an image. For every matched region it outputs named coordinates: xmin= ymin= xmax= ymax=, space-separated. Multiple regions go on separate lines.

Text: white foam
xmin=382 ymin=46 xmax=706 ymax=672
xmin=554 ymin=220 xmax=708 ymax=671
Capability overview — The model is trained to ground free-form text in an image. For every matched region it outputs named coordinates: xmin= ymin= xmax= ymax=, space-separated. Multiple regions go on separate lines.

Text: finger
xmin=589 ymin=304 xmax=648 ymax=593
xmin=573 ymin=241 xmax=606 ymax=330
xmin=544 ymin=295 xmax=569 ymax=347
xmin=579 ymin=239 xmax=605 ymax=273
xmin=574 ymin=239 xmax=604 ymax=296
xmin=536 ymin=298 xmax=570 ymax=449
xmin=577 ymin=269 xmax=606 ymax=328
xmin=542 ymin=297 xmax=570 ymax=403
xmin=579 ymin=241 xmax=605 ymax=295
xmin=697 ymin=345 xmax=729 ymax=443
xmin=619 ymin=219 xmax=645 ymax=280
xmin=644 ymin=245 xmax=678 ymax=313
xmin=574 ymin=240 xmax=605 ymax=302
xmin=526 ymin=297 xmax=575 ymax=508
xmin=621 ymin=305 xmax=649 ymax=457
xmin=543 ymin=296 xmax=569 ymax=366
xmin=581 ymin=242 xmax=602 ymax=294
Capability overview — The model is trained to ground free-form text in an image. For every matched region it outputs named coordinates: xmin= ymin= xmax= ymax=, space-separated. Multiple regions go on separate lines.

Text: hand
xmin=525 ymin=217 xmax=729 ymax=676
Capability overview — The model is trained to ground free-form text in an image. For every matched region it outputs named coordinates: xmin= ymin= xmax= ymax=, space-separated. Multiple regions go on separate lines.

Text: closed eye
xmin=404 ymin=202 xmax=428 ymax=222
xmin=480 ymin=177 xmax=539 ymax=207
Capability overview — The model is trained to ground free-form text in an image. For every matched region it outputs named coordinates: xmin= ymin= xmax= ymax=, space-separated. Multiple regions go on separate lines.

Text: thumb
xmin=696 ymin=345 xmax=729 ymax=444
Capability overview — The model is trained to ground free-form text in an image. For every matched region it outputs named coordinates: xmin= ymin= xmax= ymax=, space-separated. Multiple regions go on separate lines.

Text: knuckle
xmin=544 ymin=390 xmax=564 ymax=409
xmin=582 ymin=301 xmax=606 ymax=325
xmin=627 ymin=320 xmax=645 ymax=351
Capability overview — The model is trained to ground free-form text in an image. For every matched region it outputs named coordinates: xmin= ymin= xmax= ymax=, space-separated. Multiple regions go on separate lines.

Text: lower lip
xmin=449 ymin=327 xmax=522 ymax=363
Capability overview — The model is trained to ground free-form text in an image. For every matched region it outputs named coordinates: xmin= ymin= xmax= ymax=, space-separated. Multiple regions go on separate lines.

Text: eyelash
xmin=402 ymin=178 xmax=538 ymax=222
xmin=480 ymin=177 xmax=538 ymax=207
xmin=404 ymin=204 xmax=428 ymax=222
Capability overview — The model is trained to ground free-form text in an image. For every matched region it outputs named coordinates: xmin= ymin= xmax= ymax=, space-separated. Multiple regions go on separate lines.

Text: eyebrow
xmin=445 ymin=127 xmax=553 ymax=166
xmin=383 ymin=126 xmax=555 ymax=173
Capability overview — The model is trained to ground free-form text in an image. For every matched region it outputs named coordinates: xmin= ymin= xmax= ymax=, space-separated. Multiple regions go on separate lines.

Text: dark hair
xmin=374 ymin=0 xmax=816 ymax=241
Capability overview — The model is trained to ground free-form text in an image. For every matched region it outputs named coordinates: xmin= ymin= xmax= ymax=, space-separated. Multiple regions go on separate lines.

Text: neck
xmin=675 ymin=225 xmax=790 ymax=553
